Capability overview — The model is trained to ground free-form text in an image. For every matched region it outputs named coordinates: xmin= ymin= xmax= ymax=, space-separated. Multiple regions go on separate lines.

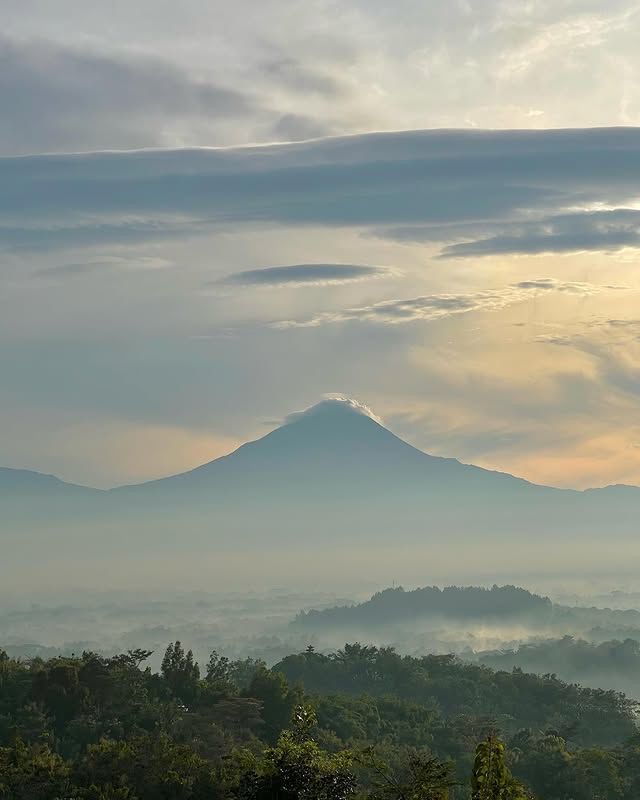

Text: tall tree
xmin=161 ymin=642 xmax=201 ymax=706
xmin=471 ymin=736 xmax=529 ymax=800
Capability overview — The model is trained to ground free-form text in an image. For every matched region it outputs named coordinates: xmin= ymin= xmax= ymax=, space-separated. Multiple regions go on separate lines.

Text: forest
xmin=2 ymin=642 xmax=640 ymax=799
xmin=295 ymin=586 xmax=554 ymax=629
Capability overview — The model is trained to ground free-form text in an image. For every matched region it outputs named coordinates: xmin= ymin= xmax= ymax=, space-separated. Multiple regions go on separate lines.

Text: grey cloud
xmin=270 ymin=113 xmax=334 ymax=142
xmin=372 ymin=221 xmax=509 ymax=244
xmin=3 ymin=0 xmax=640 ymax=168
xmin=0 ymin=35 xmax=261 ymax=155
xmin=261 ymin=57 xmax=345 ymax=97
xmin=34 ymin=256 xmax=171 ymax=279
xmin=438 ymin=209 xmax=640 ymax=258
xmin=216 ymin=263 xmax=391 ymax=288
xmin=0 ymin=220 xmax=207 ymax=252
xmin=272 ymin=279 xmax=613 ymax=329
xmin=3 ymin=128 xmax=640 ymax=251
xmin=0 ymin=129 xmax=640 ymax=257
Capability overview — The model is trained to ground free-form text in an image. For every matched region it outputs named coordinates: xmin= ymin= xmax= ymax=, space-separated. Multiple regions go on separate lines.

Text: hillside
xmin=295 ymin=585 xmax=553 ymax=629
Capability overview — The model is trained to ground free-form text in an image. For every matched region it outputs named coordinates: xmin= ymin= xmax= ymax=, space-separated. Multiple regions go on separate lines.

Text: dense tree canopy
xmin=1 ymin=643 xmax=639 ymax=799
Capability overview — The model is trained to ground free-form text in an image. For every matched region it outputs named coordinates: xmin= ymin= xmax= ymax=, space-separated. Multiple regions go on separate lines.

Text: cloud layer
xmin=4 ymin=128 xmax=640 ymax=260
xmin=4 ymin=1 xmax=640 ymax=155
xmin=0 ymin=35 xmax=263 ymax=155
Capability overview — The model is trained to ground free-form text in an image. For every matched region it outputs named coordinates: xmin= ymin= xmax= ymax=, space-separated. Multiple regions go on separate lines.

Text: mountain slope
xmin=0 ymin=467 xmax=97 ymax=496
xmin=2 ymin=399 xmax=639 ymax=549
xmin=119 ymin=398 xmax=548 ymax=497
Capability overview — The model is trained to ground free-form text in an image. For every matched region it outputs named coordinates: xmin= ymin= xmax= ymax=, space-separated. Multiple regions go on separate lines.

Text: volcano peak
xmin=283 ymin=396 xmax=383 ymax=427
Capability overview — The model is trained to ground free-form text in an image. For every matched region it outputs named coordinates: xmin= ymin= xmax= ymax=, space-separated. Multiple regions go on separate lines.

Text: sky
xmin=2 ymin=0 xmax=640 ymax=489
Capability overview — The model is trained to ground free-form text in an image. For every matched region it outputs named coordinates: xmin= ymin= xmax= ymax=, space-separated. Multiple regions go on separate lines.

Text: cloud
xmin=5 ymin=0 xmax=640 ymax=156
xmin=0 ymin=220 xmax=208 ymax=252
xmin=283 ymin=396 xmax=383 ymax=425
xmin=438 ymin=209 xmax=640 ymax=258
xmin=541 ymin=329 xmax=640 ymax=400
xmin=0 ymin=35 xmax=266 ymax=155
xmin=34 ymin=256 xmax=171 ymax=279
xmin=272 ymin=279 xmax=615 ymax=329
xmin=261 ymin=57 xmax=346 ymax=98
xmin=4 ymin=128 xmax=640 ymax=253
xmin=215 ymin=263 xmax=392 ymax=288
xmin=512 ymin=278 xmax=622 ymax=293
xmin=534 ymin=316 xmax=640 ymax=349
xmin=269 ymin=114 xmax=334 ymax=143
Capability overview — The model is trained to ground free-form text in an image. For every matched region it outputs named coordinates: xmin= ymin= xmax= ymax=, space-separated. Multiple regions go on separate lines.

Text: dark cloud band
xmin=3 ymin=128 xmax=640 ymax=257
xmin=216 ymin=263 xmax=390 ymax=288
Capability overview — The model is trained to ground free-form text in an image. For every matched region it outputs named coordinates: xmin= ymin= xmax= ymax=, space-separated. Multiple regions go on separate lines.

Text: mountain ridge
xmin=0 ymin=399 xmax=637 ymax=495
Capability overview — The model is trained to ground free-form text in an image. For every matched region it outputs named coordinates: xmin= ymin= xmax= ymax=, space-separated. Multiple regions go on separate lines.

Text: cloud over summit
xmin=283 ymin=396 xmax=383 ymax=426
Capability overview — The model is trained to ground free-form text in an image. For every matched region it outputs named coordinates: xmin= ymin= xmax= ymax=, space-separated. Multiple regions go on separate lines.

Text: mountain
xmin=120 ymin=398 xmax=539 ymax=497
xmin=0 ymin=467 xmax=96 ymax=496
xmin=2 ymin=399 xmax=640 ymax=564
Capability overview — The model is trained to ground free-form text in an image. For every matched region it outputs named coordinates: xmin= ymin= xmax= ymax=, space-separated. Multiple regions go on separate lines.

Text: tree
xmin=358 ymin=747 xmax=456 ymax=800
xmin=238 ymin=705 xmax=356 ymax=800
xmin=161 ymin=642 xmax=201 ymax=706
xmin=471 ymin=736 xmax=529 ymax=800
xmin=0 ymin=740 xmax=71 ymax=800
xmin=75 ymin=733 xmax=222 ymax=800
xmin=246 ymin=667 xmax=302 ymax=744
xmin=206 ymin=651 xmax=232 ymax=685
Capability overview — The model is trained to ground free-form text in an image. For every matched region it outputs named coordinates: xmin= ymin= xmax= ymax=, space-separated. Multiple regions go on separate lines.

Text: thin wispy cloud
xmin=272 ymin=280 xmax=615 ymax=329
xmin=35 ymin=256 xmax=171 ymax=279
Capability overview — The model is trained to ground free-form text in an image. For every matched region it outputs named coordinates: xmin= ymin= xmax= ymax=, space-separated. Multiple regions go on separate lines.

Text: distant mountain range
xmin=0 ymin=467 xmax=98 ymax=495
xmin=2 ymin=398 xmax=639 ymax=544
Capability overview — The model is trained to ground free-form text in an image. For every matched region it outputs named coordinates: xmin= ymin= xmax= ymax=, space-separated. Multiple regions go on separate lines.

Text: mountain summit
xmin=131 ymin=396 xmax=487 ymax=492
xmin=3 ymin=398 xmax=640 ymax=548
xmin=282 ymin=397 xmax=383 ymax=426
xmin=115 ymin=397 xmax=550 ymax=529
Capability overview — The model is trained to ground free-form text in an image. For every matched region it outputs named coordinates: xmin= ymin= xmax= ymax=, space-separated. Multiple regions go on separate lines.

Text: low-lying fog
xmin=5 ymin=580 xmax=640 ymax=699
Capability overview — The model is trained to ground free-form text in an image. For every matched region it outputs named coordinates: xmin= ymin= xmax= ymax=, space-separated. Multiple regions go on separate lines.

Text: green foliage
xmin=161 ymin=642 xmax=201 ymax=706
xmin=246 ymin=666 xmax=303 ymax=744
xmin=275 ymin=644 xmax=637 ymax=747
xmin=479 ymin=636 xmax=640 ymax=698
xmin=76 ymin=733 xmax=222 ymax=800
xmin=297 ymin=586 xmax=552 ymax=629
xmin=471 ymin=736 xmax=528 ymax=800
xmin=237 ymin=704 xmax=356 ymax=800
xmin=2 ymin=642 xmax=640 ymax=799
xmin=0 ymin=739 xmax=71 ymax=800
xmin=357 ymin=747 xmax=456 ymax=800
